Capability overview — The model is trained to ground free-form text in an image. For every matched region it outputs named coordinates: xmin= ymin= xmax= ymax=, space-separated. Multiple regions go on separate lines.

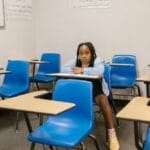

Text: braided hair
xmin=75 ymin=42 xmax=97 ymax=67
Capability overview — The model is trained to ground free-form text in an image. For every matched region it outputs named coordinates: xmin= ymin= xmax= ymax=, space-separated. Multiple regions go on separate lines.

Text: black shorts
xmin=88 ymin=78 xmax=104 ymax=98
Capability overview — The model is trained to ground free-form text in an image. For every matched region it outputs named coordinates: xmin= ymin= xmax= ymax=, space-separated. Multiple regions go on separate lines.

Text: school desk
xmin=0 ymin=90 xmax=75 ymax=133
xmin=117 ymin=96 xmax=150 ymax=150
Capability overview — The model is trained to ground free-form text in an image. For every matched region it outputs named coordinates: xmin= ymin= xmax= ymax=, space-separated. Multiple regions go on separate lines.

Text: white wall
xmin=0 ymin=1 xmax=36 ymax=68
xmin=0 ymin=0 xmax=150 ymax=95
xmin=34 ymin=0 xmax=150 ymax=77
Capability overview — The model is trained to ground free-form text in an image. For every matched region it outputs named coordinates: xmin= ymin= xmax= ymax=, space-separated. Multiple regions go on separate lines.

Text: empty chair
xmin=27 ymin=79 xmax=100 ymax=150
xmin=30 ymin=53 xmax=60 ymax=90
xmin=0 ymin=60 xmax=30 ymax=130
xmin=0 ymin=60 xmax=29 ymax=99
xmin=110 ymin=54 xmax=141 ymax=100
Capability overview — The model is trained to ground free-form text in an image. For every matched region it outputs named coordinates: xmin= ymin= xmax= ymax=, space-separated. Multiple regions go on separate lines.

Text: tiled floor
xmin=0 ymin=105 xmax=147 ymax=150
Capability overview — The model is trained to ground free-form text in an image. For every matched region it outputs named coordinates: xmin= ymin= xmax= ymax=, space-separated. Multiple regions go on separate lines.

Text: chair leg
xmin=49 ymin=145 xmax=54 ymax=150
xmin=79 ymin=142 xmax=86 ymax=150
xmin=39 ymin=114 xmax=44 ymax=125
xmin=15 ymin=112 xmax=19 ymax=132
xmin=135 ymin=84 xmax=141 ymax=96
xmin=88 ymin=134 xmax=100 ymax=150
xmin=35 ymin=82 xmax=40 ymax=90
xmin=30 ymin=143 xmax=36 ymax=150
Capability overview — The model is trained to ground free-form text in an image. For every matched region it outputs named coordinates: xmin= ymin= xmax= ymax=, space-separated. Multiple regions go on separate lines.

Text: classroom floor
xmin=0 ymin=104 xmax=147 ymax=150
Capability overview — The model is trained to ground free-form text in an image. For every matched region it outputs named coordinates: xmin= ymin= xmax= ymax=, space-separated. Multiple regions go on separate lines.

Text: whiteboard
xmin=0 ymin=0 xmax=5 ymax=27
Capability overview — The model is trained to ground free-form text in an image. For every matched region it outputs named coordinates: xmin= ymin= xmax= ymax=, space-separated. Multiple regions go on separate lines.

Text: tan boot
xmin=108 ymin=128 xmax=120 ymax=150
xmin=108 ymin=135 xmax=120 ymax=150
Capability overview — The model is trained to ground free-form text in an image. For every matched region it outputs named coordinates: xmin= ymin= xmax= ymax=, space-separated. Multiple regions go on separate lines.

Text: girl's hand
xmin=72 ymin=67 xmax=83 ymax=74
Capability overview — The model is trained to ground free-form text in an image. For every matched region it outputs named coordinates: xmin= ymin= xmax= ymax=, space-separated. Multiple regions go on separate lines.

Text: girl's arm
xmin=83 ymin=58 xmax=104 ymax=75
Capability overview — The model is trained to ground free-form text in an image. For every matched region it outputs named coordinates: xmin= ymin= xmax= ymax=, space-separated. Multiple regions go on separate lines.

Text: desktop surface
xmin=46 ymin=72 xmax=101 ymax=79
xmin=117 ymin=96 xmax=150 ymax=122
xmin=0 ymin=91 xmax=75 ymax=115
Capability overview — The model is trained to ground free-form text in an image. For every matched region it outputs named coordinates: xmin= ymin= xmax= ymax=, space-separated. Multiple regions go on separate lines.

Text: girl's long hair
xmin=75 ymin=42 xmax=97 ymax=67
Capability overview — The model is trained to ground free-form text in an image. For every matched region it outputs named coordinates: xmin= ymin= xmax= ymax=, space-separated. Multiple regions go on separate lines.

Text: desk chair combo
xmin=0 ymin=60 xmax=30 ymax=130
xmin=30 ymin=53 xmax=60 ymax=90
xmin=110 ymin=54 xmax=141 ymax=100
xmin=27 ymin=79 xmax=100 ymax=150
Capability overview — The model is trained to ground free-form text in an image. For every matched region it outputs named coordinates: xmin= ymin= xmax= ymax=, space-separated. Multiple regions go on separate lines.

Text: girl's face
xmin=78 ymin=45 xmax=92 ymax=64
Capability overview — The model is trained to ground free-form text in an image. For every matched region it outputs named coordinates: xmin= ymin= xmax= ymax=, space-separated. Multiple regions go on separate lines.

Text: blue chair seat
xmin=28 ymin=112 xmax=92 ymax=147
xmin=0 ymin=85 xmax=28 ymax=98
xmin=111 ymin=75 xmax=136 ymax=88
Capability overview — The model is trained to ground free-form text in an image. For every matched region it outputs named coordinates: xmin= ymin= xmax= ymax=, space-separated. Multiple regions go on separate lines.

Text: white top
xmin=47 ymin=73 xmax=101 ymax=80
xmin=61 ymin=57 xmax=109 ymax=96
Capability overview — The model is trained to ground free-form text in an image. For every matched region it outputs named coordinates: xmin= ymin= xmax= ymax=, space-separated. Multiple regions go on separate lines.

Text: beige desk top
xmin=46 ymin=73 xmax=101 ymax=80
xmin=136 ymin=74 xmax=150 ymax=82
xmin=110 ymin=63 xmax=134 ymax=67
xmin=28 ymin=60 xmax=49 ymax=64
xmin=116 ymin=97 xmax=150 ymax=122
xmin=0 ymin=91 xmax=75 ymax=115
xmin=0 ymin=70 xmax=11 ymax=74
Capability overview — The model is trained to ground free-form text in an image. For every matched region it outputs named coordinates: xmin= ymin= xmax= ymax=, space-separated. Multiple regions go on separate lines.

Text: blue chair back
xmin=38 ymin=53 xmax=60 ymax=74
xmin=52 ymin=79 xmax=94 ymax=124
xmin=2 ymin=60 xmax=29 ymax=95
xmin=110 ymin=54 xmax=137 ymax=88
xmin=27 ymin=79 xmax=97 ymax=149
xmin=144 ymin=125 xmax=150 ymax=150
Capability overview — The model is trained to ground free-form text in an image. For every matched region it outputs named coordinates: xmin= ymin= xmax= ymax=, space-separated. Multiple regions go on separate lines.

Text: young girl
xmin=62 ymin=42 xmax=120 ymax=150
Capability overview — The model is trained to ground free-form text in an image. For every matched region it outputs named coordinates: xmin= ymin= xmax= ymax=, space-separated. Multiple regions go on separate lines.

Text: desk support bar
xmin=23 ymin=113 xmax=32 ymax=133
xmin=134 ymin=121 xmax=143 ymax=150
xmin=144 ymin=82 xmax=150 ymax=97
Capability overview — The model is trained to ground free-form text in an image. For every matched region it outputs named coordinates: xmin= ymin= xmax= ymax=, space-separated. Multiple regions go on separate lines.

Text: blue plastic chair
xmin=30 ymin=53 xmax=60 ymax=90
xmin=0 ymin=60 xmax=30 ymax=130
xmin=144 ymin=125 xmax=150 ymax=150
xmin=27 ymin=79 xmax=100 ymax=150
xmin=0 ymin=60 xmax=29 ymax=98
xmin=110 ymin=54 xmax=141 ymax=98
